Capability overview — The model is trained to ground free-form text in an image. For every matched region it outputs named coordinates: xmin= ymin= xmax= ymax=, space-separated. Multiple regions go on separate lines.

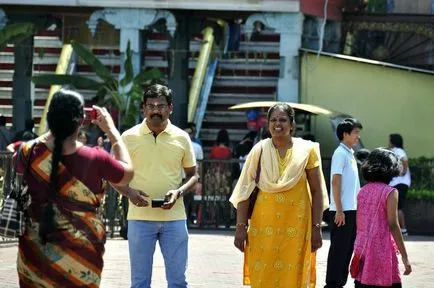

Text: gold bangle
xmin=312 ymin=223 xmax=321 ymax=229
xmin=111 ymin=141 xmax=120 ymax=148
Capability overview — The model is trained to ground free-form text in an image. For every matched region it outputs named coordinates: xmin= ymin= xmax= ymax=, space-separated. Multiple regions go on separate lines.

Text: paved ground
xmin=0 ymin=231 xmax=433 ymax=287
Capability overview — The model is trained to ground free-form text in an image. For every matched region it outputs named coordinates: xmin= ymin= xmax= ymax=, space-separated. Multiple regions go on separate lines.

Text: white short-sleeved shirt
xmin=329 ymin=143 xmax=360 ymax=211
xmin=192 ymin=142 xmax=204 ymax=161
xmin=389 ymin=147 xmax=411 ymax=187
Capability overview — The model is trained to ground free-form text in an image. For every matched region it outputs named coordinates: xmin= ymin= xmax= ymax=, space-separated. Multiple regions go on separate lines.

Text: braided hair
xmin=39 ymin=89 xmax=84 ymax=244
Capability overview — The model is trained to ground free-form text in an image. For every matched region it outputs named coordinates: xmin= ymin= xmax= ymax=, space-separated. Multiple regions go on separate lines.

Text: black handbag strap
xmin=11 ymin=140 xmax=37 ymax=196
xmin=254 ymin=148 xmax=263 ymax=185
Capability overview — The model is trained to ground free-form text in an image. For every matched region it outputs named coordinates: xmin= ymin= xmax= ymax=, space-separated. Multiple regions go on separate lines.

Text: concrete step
xmin=34 ymin=88 xmax=96 ymax=101
xmin=0 ymin=87 xmax=12 ymax=99
xmin=0 ymin=105 xmax=44 ymax=118
xmin=212 ymin=76 xmax=278 ymax=87
xmin=189 ymin=40 xmax=279 ymax=53
xmin=34 ymin=36 xmax=63 ymax=48
xmin=0 ymin=70 xmax=13 ymax=81
xmin=204 ymin=111 xmax=246 ymax=123
xmin=189 ymin=59 xmax=279 ymax=71
xmin=0 ymin=105 xmax=13 ymax=117
xmin=207 ymin=93 xmax=275 ymax=105
xmin=200 ymin=128 xmax=248 ymax=142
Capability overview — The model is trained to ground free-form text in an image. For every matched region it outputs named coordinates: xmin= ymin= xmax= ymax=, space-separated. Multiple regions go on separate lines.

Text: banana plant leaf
xmin=129 ymin=84 xmax=143 ymax=102
xmin=133 ymin=68 xmax=164 ymax=85
xmin=31 ymin=74 xmax=103 ymax=90
xmin=93 ymin=88 xmax=108 ymax=102
xmin=0 ymin=22 xmax=36 ymax=50
xmin=70 ymin=40 xmax=116 ymax=88
xmin=110 ymin=90 xmax=126 ymax=111
xmin=120 ymin=41 xmax=134 ymax=87
xmin=123 ymin=102 xmax=140 ymax=127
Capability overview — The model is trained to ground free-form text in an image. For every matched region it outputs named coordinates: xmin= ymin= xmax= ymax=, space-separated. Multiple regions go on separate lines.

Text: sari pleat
xmin=17 ymin=143 xmax=106 ymax=288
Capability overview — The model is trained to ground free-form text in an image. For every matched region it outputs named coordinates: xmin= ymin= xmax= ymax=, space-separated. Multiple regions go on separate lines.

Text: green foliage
xmin=0 ymin=22 xmax=36 ymax=50
xmin=32 ymin=40 xmax=163 ymax=128
xmin=406 ymin=157 xmax=434 ymax=202
xmin=366 ymin=0 xmax=388 ymax=13
xmin=407 ymin=189 xmax=434 ymax=202
xmin=409 ymin=157 xmax=434 ymax=190
xmin=32 ymin=74 xmax=102 ymax=90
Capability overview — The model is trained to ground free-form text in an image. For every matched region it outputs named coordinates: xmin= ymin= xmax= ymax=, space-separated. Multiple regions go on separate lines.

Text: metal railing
xmin=2 ymin=154 xmax=432 ymax=243
xmin=0 ymin=151 xmax=16 ymax=244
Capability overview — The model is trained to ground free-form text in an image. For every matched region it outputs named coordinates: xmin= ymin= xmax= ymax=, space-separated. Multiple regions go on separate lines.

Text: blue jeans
xmin=128 ymin=220 xmax=189 ymax=288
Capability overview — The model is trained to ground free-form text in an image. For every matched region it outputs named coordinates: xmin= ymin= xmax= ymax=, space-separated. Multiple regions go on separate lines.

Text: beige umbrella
xmin=228 ymin=101 xmax=335 ymax=116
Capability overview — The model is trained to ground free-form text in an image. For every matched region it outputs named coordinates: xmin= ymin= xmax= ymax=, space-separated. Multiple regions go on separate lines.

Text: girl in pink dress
xmin=352 ymin=148 xmax=412 ymax=288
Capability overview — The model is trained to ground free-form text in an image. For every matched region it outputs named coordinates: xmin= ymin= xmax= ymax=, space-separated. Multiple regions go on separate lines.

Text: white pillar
xmin=245 ymin=12 xmax=303 ymax=102
xmin=87 ymin=9 xmax=177 ymax=80
xmin=0 ymin=9 xmax=7 ymax=29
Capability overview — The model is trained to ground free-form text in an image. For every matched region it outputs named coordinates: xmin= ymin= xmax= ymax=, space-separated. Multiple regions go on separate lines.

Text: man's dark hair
xmin=362 ymin=148 xmax=401 ymax=184
xmin=22 ymin=131 xmax=35 ymax=141
xmin=302 ymin=134 xmax=316 ymax=142
xmin=0 ymin=115 xmax=6 ymax=126
xmin=25 ymin=119 xmax=35 ymax=130
xmin=243 ymin=131 xmax=257 ymax=141
xmin=142 ymin=84 xmax=173 ymax=105
xmin=336 ymin=118 xmax=363 ymax=141
xmin=389 ymin=133 xmax=404 ymax=149
xmin=216 ymin=129 xmax=230 ymax=146
xmin=355 ymin=148 xmax=371 ymax=165
xmin=186 ymin=122 xmax=196 ymax=132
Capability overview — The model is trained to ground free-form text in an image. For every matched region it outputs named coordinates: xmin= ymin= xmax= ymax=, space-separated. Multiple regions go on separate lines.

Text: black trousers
xmin=325 ymin=210 xmax=357 ymax=288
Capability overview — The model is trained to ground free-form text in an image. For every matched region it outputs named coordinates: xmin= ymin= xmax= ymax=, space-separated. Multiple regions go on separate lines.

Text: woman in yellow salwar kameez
xmin=230 ymin=103 xmax=328 ymax=288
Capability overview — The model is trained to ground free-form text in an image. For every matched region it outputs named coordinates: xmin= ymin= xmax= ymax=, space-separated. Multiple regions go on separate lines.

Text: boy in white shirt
xmin=388 ymin=133 xmax=411 ymax=236
xmin=325 ymin=118 xmax=363 ymax=288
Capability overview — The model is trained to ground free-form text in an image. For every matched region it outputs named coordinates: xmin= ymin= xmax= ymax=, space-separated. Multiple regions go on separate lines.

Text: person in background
xmin=351 ymin=148 xmax=411 ymax=288
xmin=96 ymin=135 xmax=105 ymax=148
xmin=234 ymin=131 xmax=257 ymax=170
xmin=209 ymin=129 xmax=232 ymax=160
xmin=78 ymin=130 xmax=89 ymax=145
xmin=231 ymin=131 xmax=257 ymax=183
xmin=185 ymin=127 xmax=203 ymax=162
xmin=302 ymin=134 xmax=316 ymax=142
xmin=15 ymin=89 xmax=146 ymax=287
xmin=7 ymin=131 xmax=36 ymax=152
xmin=388 ymin=134 xmax=411 ymax=236
xmin=355 ymin=148 xmax=371 ymax=187
xmin=0 ymin=115 xmax=11 ymax=151
xmin=186 ymin=122 xmax=202 ymax=145
xmin=231 ymin=103 xmax=327 ymax=287
xmin=113 ymin=84 xmax=198 ymax=288
xmin=325 ymin=118 xmax=363 ymax=288
xmin=228 ymin=18 xmax=242 ymax=58
xmin=13 ymin=119 xmax=38 ymax=142
xmin=183 ymin=126 xmax=204 ymax=226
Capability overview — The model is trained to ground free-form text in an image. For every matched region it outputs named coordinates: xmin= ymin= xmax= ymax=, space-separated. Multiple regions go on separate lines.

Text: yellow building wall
xmin=300 ymin=53 xmax=434 ymax=158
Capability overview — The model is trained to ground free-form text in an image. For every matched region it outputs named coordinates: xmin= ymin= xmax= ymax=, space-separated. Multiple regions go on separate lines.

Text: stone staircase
xmin=0 ymin=31 xmax=64 ymax=127
xmin=189 ymin=32 xmax=280 ymax=153
xmin=0 ymin=28 xmax=280 ymax=151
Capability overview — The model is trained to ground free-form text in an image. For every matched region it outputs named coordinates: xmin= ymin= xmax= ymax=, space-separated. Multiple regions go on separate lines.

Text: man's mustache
xmin=151 ymin=114 xmax=162 ymax=118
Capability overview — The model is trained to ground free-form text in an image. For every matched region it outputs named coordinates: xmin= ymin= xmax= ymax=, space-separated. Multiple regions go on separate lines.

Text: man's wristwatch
xmin=177 ymin=189 xmax=184 ymax=199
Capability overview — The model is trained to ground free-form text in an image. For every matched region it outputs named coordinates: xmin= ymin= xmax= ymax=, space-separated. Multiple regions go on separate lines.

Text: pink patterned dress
xmin=353 ymin=182 xmax=401 ymax=286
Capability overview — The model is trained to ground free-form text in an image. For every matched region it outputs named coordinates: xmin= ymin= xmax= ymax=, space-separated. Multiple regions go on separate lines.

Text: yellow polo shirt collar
xmin=139 ymin=119 xmax=175 ymax=136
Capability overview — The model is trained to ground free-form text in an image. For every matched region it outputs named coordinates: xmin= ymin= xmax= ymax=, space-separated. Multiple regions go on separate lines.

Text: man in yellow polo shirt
xmin=113 ymin=84 xmax=198 ymax=288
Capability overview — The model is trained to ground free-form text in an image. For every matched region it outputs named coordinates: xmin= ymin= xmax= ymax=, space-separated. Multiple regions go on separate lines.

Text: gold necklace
xmin=276 ymin=147 xmax=293 ymax=166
